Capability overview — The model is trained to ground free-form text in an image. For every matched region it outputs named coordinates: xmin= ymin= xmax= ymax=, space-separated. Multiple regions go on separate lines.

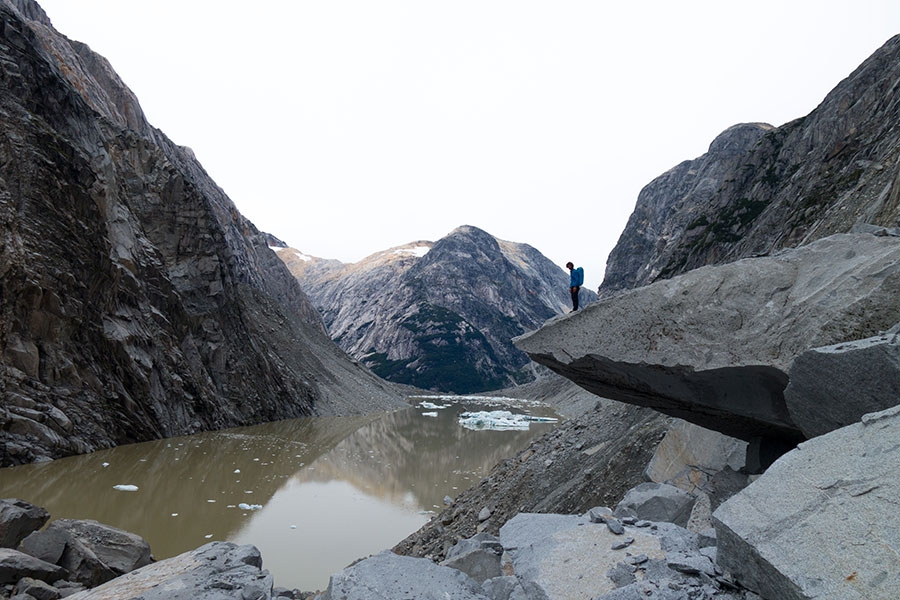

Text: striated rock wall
xmin=601 ymin=34 xmax=900 ymax=295
xmin=0 ymin=0 xmax=403 ymax=466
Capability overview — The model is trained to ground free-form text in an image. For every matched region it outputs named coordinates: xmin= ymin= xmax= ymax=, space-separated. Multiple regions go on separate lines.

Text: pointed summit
xmin=283 ymin=226 xmax=593 ymax=393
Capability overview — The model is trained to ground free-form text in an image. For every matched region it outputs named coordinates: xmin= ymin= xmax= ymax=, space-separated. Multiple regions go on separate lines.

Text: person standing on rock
xmin=566 ymin=262 xmax=584 ymax=311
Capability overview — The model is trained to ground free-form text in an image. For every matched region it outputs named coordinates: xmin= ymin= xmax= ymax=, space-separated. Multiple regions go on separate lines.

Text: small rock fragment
xmin=606 ymin=517 xmax=625 ymax=535
xmin=611 ymin=537 xmax=635 ymax=550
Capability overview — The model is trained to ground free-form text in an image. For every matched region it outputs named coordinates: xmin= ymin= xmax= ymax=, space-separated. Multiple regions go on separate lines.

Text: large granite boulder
xmin=21 ymin=519 xmax=151 ymax=587
xmin=613 ymin=483 xmax=696 ymax=528
xmin=0 ymin=548 xmax=66 ymax=585
xmin=318 ymin=551 xmax=490 ymax=600
xmin=440 ymin=533 xmax=504 ymax=584
xmin=785 ymin=331 xmax=900 ymax=438
xmin=515 ymin=233 xmax=900 ymax=445
xmin=712 ymin=405 xmax=900 ymax=600
xmin=0 ymin=498 xmax=49 ymax=548
xmin=64 ymin=542 xmax=270 ymax=600
xmin=644 ymin=420 xmax=747 ymax=494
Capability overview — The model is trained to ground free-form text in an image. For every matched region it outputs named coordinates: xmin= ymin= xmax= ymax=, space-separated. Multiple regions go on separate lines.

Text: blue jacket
xmin=570 ymin=266 xmax=584 ymax=287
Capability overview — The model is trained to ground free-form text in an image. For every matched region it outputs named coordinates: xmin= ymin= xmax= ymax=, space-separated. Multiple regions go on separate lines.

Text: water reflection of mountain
xmin=0 ymin=402 xmax=559 ymax=564
xmin=293 ymin=402 xmax=559 ymax=509
xmin=0 ymin=414 xmax=378 ymax=559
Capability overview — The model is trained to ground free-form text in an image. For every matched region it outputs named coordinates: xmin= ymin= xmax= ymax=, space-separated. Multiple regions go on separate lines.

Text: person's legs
xmin=570 ymin=286 xmax=580 ymax=310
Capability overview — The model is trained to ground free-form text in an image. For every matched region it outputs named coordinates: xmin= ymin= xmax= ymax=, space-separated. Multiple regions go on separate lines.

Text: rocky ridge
xmin=282 ymin=225 xmax=594 ymax=393
xmin=601 ymin=34 xmax=900 ymax=295
xmin=0 ymin=0 xmax=404 ymax=466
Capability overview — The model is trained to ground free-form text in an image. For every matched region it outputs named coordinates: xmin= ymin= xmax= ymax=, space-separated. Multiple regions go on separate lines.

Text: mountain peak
xmin=283 ymin=227 xmax=591 ymax=393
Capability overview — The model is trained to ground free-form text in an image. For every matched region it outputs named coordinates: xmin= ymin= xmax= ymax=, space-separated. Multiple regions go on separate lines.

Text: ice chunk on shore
xmin=458 ymin=410 xmax=558 ymax=431
xmin=113 ymin=484 xmax=139 ymax=492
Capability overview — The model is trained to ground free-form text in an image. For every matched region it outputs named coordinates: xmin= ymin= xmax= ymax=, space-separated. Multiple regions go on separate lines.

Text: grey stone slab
xmin=785 ymin=333 xmax=900 ymax=438
xmin=0 ymin=548 xmax=66 ymax=585
xmin=614 ymin=483 xmax=696 ymax=528
xmin=0 ymin=499 xmax=50 ymax=549
xmin=320 ymin=551 xmax=489 ymax=600
xmin=713 ymin=405 xmax=900 ymax=600
xmin=64 ymin=542 xmax=271 ymax=600
xmin=499 ymin=513 xmax=665 ymax=600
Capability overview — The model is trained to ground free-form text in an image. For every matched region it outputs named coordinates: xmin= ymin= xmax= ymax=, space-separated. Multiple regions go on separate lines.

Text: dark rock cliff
xmin=0 ymin=0 xmax=403 ymax=466
xmin=601 ymin=34 xmax=900 ymax=294
xmin=284 ymin=225 xmax=594 ymax=393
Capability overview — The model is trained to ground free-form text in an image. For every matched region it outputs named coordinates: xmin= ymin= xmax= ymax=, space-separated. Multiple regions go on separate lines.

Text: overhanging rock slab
xmin=514 ymin=233 xmax=900 ymax=443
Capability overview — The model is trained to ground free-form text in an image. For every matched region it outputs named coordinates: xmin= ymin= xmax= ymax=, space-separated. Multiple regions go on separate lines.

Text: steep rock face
xmin=0 ymin=0 xmax=403 ymax=466
xmin=601 ymin=34 xmax=900 ymax=294
xmin=284 ymin=226 xmax=591 ymax=393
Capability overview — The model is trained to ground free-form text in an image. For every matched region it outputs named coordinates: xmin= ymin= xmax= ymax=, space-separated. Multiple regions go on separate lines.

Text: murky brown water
xmin=0 ymin=396 xmax=559 ymax=591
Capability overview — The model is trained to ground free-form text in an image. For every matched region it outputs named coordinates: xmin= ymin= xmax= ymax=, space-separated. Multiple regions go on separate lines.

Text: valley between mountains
xmin=2 ymin=1 xmax=900 ymax=597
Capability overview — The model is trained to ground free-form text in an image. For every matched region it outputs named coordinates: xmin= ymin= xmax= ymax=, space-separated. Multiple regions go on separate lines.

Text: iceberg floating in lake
xmin=113 ymin=484 xmax=139 ymax=492
xmin=238 ymin=503 xmax=263 ymax=511
xmin=422 ymin=411 xmax=439 ymax=417
xmin=414 ymin=394 xmax=546 ymax=409
xmin=418 ymin=401 xmax=448 ymax=410
xmin=458 ymin=410 xmax=558 ymax=431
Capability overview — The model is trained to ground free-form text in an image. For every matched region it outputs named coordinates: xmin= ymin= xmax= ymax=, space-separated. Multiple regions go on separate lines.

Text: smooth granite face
xmin=713 ymin=405 xmax=900 ymax=600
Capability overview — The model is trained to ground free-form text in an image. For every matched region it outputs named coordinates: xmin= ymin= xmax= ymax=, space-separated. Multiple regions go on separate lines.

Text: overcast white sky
xmin=37 ymin=1 xmax=900 ymax=290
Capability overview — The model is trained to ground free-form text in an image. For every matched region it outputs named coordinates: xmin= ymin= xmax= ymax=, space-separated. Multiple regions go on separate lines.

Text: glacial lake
xmin=0 ymin=396 xmax=560 ymax=591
